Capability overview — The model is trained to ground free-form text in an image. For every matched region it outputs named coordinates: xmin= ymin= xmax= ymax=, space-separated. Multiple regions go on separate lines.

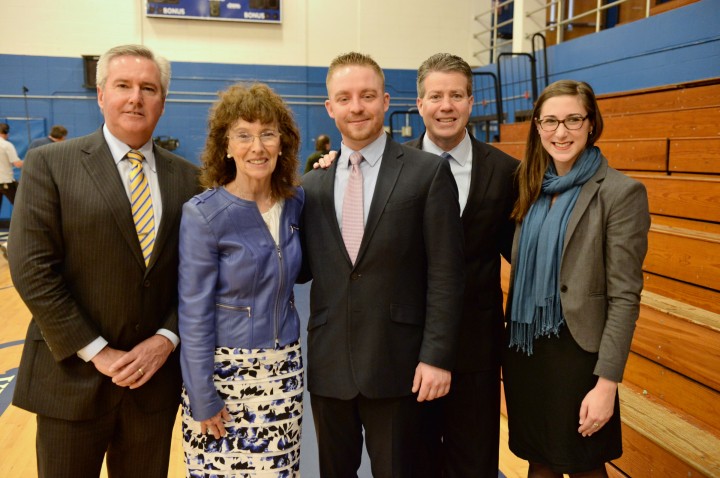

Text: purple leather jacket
xmin=178 ymin=186 xmax=303 ymax=420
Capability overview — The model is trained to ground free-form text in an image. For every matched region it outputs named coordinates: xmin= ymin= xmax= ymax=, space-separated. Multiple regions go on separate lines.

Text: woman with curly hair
xmin=178 ymin=82 xmax=304 ymax=477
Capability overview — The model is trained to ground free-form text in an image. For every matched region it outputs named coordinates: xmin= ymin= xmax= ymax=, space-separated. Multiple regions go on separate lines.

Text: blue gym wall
xmin=1 ymin=0 xmax=718 ymax=223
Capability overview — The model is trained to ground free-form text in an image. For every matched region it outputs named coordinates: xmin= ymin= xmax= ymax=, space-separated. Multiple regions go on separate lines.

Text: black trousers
xmin=311 ymin=392 xmax=436 ymax=478
xmin=36 ymin=396 xmax=177 ymax=478
xmin=1 ymin=181 xmax=18 ymax=206
xmin=423 ymin=368 xmax=502 ymax=478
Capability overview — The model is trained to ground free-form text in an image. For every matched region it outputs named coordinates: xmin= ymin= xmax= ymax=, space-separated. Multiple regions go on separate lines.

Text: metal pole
xmin=22 ymin=86 xmax=32 ymax=145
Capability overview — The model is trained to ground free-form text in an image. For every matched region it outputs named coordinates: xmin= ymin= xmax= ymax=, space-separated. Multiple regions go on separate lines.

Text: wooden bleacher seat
xmin=615 ymin=383 xmax=720 ymax=477
xmin=645 ymin=216 xmax=720 ymax=292
xmin=632 ymin=291 xmax=720 ymax=394
xmin=628 ymin=173 xmax=720 ymax=222
xmin=643 ymin=272 xmax=720 ymax=315
xmin=598 ymin=138 xmax=667 ymax=171
xmin=670 ymin=137 xmax=720 ymax=174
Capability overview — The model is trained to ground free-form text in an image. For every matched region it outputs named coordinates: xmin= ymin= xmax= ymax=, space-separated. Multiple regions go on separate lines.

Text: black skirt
xmin=502 ymin=324 xmax=622 ymax=474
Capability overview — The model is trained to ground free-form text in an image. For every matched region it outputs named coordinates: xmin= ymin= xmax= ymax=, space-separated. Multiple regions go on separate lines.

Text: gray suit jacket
xmin=300 ymin=136 xmax=465 ymax=399
xmin=507 ymin=156 xmax=650 ymax=382
xmin=9 ymin=128 xmax=200 ymax=420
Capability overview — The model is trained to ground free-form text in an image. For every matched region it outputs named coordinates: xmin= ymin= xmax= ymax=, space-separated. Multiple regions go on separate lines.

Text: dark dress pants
xmin=36 ymin=395 xmax=177 ymax=478
xmin=311 ymin=392 xmax=436 ymax=478
xmin=423 ymin=367 xmax=502 ymax=478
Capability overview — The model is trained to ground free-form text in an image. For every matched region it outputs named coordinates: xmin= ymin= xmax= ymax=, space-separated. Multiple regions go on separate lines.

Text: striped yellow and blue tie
xmin=127 ymin=150 xmax=155 ymax=266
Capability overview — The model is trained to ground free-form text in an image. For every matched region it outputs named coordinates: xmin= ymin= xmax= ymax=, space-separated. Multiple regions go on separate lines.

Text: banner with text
xmin=147 ymin=0 xmax=281 ymax=24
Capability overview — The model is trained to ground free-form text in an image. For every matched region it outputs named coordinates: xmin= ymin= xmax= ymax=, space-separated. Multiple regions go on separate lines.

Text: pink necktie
xmin=342 ymin=151 xmax=364 ymax=264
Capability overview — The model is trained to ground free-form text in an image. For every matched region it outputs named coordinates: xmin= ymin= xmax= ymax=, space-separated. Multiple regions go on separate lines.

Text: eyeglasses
xmin=536 ymin=115 xmax=588 ymax=132
xmin=228 ymin=131 xmax=281 ymax=145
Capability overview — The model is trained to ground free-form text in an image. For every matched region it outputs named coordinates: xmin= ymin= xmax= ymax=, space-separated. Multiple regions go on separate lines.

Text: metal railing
xmin=473 ymin=0 xmax=652 ymax=63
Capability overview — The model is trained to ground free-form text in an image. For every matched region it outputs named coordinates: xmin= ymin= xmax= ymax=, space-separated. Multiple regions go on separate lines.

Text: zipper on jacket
xmin=216 ymin=303 xmax=252 ymax=316
xmin=274 ymin=242 xmax=283 ymax=349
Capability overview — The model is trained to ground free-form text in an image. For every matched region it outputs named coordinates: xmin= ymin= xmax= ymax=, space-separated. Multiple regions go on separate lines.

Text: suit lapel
xmin=357 ymin=139 xmax=403 ymax=264
xmin=462 ymin=135 xmax=495 ymax=224
xmin=564 ymin=157 xmax=608 ymax=249
xmin=80 ymin=130 xmax=146 ymax=269
xmin=150 ymin=147 xmax=177 ymax=271
xmin=320 ymin=153 xmax=348 ymax=262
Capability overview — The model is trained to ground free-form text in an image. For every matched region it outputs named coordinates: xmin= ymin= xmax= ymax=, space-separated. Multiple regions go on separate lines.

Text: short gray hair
xmin=416 ymin=53 xmax=473 ymax=98
xmin=96 ymin=44 xmax=171 ymax=98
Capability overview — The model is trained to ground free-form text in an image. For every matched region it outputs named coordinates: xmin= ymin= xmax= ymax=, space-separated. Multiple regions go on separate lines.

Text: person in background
xmin=406 ymin=52 xmax=519 ymax=478
xmin=178 ymin=82 xmax=304 ymax=477
xmin=8 ymin=44 xmax=200 ymax=478
xmin=27 ymin=124 xmax=68 ymax=152
xmin=503 ymin=80 xmax=650 ymax=478
xmin=300 ymin=51 xmax=464 ymax=478
xmin=304 ymin=133 xmax=330 ymax=173
xmin=0 ymin=122 xmax=22 ymax=207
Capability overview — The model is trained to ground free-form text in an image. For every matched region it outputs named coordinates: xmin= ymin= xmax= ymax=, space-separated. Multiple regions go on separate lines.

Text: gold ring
xmin=138 ymin=368 xmax=144 ymax=376
xmin=592 ymin=422 xmax=599 ymax=428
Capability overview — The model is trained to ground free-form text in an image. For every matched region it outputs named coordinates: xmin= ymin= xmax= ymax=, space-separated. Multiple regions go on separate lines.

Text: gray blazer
xmin=507 ymin=156 xmax=650 ymax=382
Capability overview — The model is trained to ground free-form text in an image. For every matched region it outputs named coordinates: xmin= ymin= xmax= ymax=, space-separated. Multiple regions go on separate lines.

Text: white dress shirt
xmin=422 ymin=131 xmax=473 ymax=214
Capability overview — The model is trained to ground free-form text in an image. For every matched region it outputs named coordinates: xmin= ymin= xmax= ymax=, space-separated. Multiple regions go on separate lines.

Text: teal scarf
xmin=509 ymin=147 xmax=602 ymax=354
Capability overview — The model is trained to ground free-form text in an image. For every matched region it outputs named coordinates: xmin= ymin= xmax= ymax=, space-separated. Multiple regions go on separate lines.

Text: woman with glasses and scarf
xmin=503 ymin=80 xmax=650 ymax=478
xmin=178 ymin=83 xmax=304 ymax=477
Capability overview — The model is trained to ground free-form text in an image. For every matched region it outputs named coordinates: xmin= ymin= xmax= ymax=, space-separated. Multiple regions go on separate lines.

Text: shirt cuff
xmin=77 ymin=336 xmax=108 ymax=362
xmin=156 ymin=329 xmax=180 ymax=351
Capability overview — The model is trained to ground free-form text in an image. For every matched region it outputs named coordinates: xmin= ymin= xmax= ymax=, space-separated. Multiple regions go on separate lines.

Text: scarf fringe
xmin=509 ymin=297 xmax=565 ymax=355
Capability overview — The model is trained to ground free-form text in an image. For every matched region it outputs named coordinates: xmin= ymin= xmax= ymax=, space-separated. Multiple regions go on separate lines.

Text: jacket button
xmin=143 ymin=280 xmax=151 ymax=287
xmin=560 ymin=285 xmax=568 ymax=293
xmin=134 ymin=324 xmax=140 ymax=331
xmin=351 ymin=273 xmax=361 ymax=280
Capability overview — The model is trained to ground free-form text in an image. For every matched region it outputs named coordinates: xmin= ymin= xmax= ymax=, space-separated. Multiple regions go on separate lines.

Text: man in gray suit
xmin=8 ymin=44 xmax=199 ymax=477
xmin=301 ymin=52 xmax=465 ymax=477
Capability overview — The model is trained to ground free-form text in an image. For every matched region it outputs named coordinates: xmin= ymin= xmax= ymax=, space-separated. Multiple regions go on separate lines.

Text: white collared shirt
xmin=103 ymin=124 xmax=163 ymax=226
xmin=422 ymin=131 xmax=473 ymax=214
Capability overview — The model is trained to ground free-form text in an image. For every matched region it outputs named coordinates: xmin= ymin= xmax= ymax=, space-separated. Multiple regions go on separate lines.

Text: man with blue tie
xmin=406 ymin=53 xmax=520 ymax=478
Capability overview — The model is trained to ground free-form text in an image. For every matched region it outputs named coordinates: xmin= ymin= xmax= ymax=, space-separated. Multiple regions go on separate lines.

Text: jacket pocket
xmin=215 ymin=303 xmax=251 ymax=319
xmin=390 ymin=304 xmax=424 ymax=326
xmin=307 ymin=309 xmax=328 ymax=331
xmin=384 ymin=196 xmax=421 ymax=212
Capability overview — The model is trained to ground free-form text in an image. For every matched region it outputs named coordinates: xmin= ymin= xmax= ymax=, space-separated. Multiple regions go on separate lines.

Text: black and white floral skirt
xmin=182 ymin=341 xmax=304 ymax=478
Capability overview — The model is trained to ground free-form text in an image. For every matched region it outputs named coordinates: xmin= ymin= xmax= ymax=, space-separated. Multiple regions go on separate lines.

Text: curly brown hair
xmin=199 ymin=82 xmax=300 ymax=199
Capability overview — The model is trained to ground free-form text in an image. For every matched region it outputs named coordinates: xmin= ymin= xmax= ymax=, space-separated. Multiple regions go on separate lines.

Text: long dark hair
xmin=511 ymin=80 xmax=604 ymax=221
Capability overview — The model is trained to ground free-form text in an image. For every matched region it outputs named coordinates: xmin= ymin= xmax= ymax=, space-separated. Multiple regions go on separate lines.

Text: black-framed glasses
xmin=536 ymin=115 xmax=588 ymax=132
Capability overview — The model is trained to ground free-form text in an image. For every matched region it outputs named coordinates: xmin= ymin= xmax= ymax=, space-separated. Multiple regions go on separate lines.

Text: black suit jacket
xmin=9 ymin=128 xmax=200 ymax=420
xmin=301 ymin=136 xmax=465 ymax=400
xmin=405 ymin=132 xmax=519 ymax=372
